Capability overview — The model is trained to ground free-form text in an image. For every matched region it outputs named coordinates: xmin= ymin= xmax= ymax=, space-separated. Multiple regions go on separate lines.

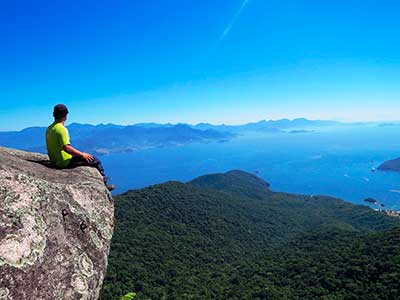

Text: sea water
xmin=102 ymin=124 xmax=400 ymax=209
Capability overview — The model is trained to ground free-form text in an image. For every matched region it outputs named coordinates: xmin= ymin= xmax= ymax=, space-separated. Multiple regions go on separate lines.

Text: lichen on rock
xmin=0 ymin=146 xmax=114 ymax=300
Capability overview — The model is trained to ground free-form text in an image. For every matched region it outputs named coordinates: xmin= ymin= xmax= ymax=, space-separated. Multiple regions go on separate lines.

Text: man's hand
xmin=63 ymin=145 xmax=94 ymax=162
xmin=81 ymin=152 xmax=94 ymax=162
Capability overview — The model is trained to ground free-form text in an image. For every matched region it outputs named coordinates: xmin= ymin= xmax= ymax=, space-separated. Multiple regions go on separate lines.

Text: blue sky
xmin=1 ymin=0 xmax=400 ymax=130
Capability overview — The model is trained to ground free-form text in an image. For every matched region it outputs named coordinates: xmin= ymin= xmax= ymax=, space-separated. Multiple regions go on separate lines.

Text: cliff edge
xmin=0 ymin=146 xmax=114 ymax=300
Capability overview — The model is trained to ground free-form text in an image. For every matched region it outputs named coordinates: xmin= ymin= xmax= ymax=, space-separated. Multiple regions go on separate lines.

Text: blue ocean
xmin=102 ymin=125 xmax=400 ymax=209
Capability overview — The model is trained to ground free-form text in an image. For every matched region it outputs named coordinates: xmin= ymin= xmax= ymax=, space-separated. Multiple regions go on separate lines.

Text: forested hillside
xmin=100 ymin=171 xmax=400 ymax=300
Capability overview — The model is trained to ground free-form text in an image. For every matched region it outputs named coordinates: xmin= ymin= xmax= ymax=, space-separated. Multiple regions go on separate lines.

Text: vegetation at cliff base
xmin=100 ymin=171 xmax=400 ymax=300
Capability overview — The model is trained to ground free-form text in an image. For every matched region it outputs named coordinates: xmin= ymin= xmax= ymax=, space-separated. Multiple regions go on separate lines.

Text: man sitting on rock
xmin=45 ymin=104 xmax=115 ymax=191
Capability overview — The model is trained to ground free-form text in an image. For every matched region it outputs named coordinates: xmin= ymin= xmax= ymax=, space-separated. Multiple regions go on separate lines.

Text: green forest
xmin=100 ymin=171 xmax=400 ymax=300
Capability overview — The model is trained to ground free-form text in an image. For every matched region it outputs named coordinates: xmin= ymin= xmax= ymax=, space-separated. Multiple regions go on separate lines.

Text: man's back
xmin=46 ymin=122 xmax=72 ymax=167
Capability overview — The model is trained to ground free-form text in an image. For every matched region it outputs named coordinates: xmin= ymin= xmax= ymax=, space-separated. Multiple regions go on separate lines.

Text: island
xmin=378 ymin=157 xmax=400 ymax=172
xmin=364 ymin=197 xmax=379 ymax=205
xmin=288 ymin=129 xmax=315 ymax=134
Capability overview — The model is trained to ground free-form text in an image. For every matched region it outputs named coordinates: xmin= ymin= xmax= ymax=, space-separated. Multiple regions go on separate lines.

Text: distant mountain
xmin=378 ymin=157 xmax=400 ymax=172
xmin=0 ymin=118 xmax=377 ymax=155
xmin=378 ymin=122 xmax=400 ymax=127
xmin=192 ymin=118 xmax=343 ymax=133
xmin=0 ymin=123 xmax=234 ymax=155
xmin=100 ymin=170 xmax=400 ymax=300
xmin=134 ymin=122 xmax=174 ymax=128
xmin=112 ymin=118 xmax=345 ymax=134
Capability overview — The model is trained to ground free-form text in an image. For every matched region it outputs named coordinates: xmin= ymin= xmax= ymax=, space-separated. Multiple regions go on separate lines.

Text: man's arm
xmin=63 ymin=144 xmax=94 ymax=162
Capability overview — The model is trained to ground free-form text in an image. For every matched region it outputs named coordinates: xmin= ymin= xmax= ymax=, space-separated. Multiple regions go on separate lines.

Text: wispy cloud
xmin=220 ymin=0 xmax=251 ymax=40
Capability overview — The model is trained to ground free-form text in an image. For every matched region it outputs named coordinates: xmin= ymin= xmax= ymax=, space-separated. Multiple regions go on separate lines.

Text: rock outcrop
xmin=0 ymin=146 xmax=114 ymax=300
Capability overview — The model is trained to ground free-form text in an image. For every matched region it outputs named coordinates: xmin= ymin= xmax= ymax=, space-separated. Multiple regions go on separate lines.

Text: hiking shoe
xmin=106 ymin=184 xmax=115 ymax=192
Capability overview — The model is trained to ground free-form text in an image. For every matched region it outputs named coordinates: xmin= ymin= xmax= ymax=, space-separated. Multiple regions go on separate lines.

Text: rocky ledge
xmin=0 ymin=146 xmax=114 ymax=300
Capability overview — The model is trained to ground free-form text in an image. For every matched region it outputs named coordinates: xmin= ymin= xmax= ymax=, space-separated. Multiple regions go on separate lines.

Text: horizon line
xmin=1 ymin=117 xmax=399 ymax=132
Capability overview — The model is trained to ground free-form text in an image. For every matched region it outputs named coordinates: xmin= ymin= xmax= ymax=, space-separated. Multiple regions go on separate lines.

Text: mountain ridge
xmin=0 ymin=123 xmax=234 ymax=155
xmin=0 ymin=118 xmax=368 ymax=155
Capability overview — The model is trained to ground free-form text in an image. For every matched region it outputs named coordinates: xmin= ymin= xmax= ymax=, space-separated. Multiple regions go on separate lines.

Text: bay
xmin=102 ymin=124 xmax=400 ymax=209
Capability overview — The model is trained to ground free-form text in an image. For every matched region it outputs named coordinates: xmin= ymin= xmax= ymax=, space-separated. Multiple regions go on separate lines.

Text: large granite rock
xmin=0 ymin=146 xmax=114 ymax=300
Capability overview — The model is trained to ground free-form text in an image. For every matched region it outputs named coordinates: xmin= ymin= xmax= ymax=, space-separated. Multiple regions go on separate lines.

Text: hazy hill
xmin=0 ymin=123 xmax=234 ymax=155
xmin=0 ymin=118 xmax=353 ymax=155
xmin=193 ymin=118 xmax=342 ymax=132
xmin=100 ymin=171 xmax=400 ymax=300
xmin=118 ymin=118 xmax=340 ymax=132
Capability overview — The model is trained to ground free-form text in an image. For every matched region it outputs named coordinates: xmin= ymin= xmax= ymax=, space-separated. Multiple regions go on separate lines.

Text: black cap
xmin=53 ymin=104 xmax=69 ymax=119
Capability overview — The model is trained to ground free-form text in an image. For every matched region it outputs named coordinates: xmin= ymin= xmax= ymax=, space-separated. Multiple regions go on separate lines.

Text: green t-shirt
xmin=46 ymin=122 xmax=73 ymax=168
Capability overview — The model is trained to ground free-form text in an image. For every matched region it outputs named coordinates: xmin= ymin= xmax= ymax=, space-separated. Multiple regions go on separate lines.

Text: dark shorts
xmin=68 ymin=155 xmax=106 ymax=178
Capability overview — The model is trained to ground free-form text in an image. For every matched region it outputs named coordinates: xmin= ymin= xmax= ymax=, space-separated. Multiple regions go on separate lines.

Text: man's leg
xmin=68 ymin=156 xmax=114 ymax=191
xmin=69 ymin=156 xmax=107 ymax=181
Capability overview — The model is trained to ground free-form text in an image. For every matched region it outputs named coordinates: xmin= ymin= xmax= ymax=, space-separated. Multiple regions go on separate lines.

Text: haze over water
xmin=102 ymin=124 xmax=400 ymax=209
